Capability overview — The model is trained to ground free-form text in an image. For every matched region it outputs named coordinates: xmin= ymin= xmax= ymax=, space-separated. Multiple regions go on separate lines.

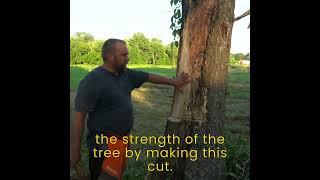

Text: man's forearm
xmin=147 ymin=73 xmax=176 ymax=86
xmin=70 ymin=112 xmax=86 ymax=151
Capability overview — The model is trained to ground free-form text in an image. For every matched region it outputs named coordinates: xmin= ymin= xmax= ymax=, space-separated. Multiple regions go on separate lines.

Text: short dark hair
xmin=101 ymin=38 xmax=126 ymax=61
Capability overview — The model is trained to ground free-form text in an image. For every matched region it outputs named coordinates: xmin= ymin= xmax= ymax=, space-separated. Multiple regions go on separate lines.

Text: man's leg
xmin=88 ymin=150 xmax=104 ymax=180
xmin=89 ymin=150 xmax=118 ymax=180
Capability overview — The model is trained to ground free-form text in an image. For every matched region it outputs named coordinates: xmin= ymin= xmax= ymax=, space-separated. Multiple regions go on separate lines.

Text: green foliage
xmin=166 ymin=43 xmax=179 ymax=66
xmin=150 ymin=38 xmax=169 ymax=65
xmin=126 ymin=33 xmax=179 ymax=65
xmin=126 ymin=33 xmax=152 ymax=65
xmin=70 ymin=33 xmax=104 ymax=65
xmin=234 ymin=53 xmax=245 ymax=61
xmin=244 ymin=53 xmax=250 ymax=60
xmin=229 ymin=53 xmax=250 ymax=65
xmin=170 ymin=0 xmax=182 ymax=46
xmin=71 ymin=32 xmax=179 ymax=65
xmin=229 ymin=57 xmax=238 ymax=65
xmin=75 ymin=32 xmax=94 ymax=42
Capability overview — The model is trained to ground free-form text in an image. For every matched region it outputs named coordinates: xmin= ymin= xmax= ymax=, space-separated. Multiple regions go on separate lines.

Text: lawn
xmin=70 ymin=64 xmax=250 ymax=179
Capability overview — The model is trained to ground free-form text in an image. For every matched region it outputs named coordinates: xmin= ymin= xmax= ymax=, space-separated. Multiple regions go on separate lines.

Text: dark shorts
xmin=89 ymin=151 xmax=119 ymax=180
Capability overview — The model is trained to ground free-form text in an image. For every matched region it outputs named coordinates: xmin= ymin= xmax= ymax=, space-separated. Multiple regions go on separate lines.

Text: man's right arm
xmin=70 ymin=75 xmax=98 ymax=168
xmin=70 ymin=111 xmax=87 ymax=169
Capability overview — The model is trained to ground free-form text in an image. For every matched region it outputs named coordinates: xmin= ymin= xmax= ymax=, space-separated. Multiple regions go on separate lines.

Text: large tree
xmin=147 ymin=0 xmax=249 ymax=179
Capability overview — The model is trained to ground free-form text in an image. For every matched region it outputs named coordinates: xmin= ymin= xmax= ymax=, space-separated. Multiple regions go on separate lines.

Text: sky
xmin=70 ymin=0 xmax=250 ymax=54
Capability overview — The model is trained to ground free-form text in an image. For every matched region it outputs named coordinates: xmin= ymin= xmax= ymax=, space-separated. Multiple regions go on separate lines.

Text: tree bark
xmin=147 ymin=0 xmax=235 ymax=179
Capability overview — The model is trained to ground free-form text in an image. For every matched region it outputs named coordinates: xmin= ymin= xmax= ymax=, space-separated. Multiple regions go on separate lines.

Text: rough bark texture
xmin=147 ymin=0 xmax=235 ymax=179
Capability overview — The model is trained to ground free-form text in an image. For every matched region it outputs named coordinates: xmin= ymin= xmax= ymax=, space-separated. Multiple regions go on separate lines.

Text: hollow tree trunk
xmin=147 ymin=0 xmax=235 ymax=179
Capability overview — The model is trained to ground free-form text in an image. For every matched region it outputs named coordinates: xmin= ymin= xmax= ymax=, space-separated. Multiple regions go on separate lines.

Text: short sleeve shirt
xmin=74 ymin=66 xmax=149 ymax=146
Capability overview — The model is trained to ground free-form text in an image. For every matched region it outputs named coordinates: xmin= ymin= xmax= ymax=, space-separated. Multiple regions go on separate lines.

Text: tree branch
xmin=233 ymin=9 xmax=250 ymax=22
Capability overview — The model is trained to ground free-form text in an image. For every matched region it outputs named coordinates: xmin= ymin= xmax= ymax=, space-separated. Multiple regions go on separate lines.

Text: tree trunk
xmin=147 ymin=0 xmax=235 ymax=179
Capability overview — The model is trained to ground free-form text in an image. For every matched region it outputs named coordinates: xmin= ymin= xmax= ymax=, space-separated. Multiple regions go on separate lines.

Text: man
xmin=70 ymin=39 xmax=190 ymax=180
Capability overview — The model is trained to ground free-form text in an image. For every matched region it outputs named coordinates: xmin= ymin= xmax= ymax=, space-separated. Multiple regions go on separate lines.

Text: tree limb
xmin=233 ymin=9 xmax=250 ymax=22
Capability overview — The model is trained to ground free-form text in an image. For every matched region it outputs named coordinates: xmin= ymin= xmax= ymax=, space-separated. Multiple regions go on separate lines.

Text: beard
xmin=114 ymin=63 xmax=127 ymax=72
xmin=113 ymin=57 xmax=128 ymax=72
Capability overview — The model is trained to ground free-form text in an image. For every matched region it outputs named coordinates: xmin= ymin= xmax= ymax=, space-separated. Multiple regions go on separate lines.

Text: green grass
xmin=128 ymin=64 xmax=176 ymax=77
xmin=70 ymin=64 xmax=250 ymax=179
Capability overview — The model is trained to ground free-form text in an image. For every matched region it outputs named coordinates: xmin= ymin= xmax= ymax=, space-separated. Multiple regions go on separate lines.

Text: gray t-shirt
xmin=74 ymin=66 xmax=149 ymax=147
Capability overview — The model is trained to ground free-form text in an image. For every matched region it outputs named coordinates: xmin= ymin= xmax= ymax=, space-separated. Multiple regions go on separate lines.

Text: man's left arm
xmin=147 ymin=72 xmax=190 ymax=91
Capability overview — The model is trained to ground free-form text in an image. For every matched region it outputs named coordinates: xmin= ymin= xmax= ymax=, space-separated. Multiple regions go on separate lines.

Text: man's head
xmin=101 ymin=38 xmax=129 ymax=72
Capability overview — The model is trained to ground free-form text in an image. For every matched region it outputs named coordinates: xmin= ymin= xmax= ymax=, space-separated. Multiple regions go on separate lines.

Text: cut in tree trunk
xmin=147 ymin=0 xmax=235 ymax=179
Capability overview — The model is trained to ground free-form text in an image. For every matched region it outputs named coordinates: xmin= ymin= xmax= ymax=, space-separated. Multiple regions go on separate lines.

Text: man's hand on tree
xmin=147 ymin=71 xmax=191 ymax=92
xmin=174 ymin=71 xmax=191 ymax=92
